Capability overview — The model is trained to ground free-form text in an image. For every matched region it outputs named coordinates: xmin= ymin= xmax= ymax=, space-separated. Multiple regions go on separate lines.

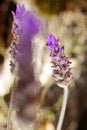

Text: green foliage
xmin=34 ymin=0 xmax=66 ymax=15
xmin=33 ymin=0 xmax=87 ymax=15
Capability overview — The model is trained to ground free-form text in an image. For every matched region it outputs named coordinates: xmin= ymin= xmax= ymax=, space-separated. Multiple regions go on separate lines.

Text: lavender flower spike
xmin=10 ymin=4 xmax=41 ymax=75
xmin=46 ymin=34 xmax=72 ymax=130
xmin=8 ymin=4 xmax=41 ymax=130
xmin=46 ymin=34 xmax=72 ymax=86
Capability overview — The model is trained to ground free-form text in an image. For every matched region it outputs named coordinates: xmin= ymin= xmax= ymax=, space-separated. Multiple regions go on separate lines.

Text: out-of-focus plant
xmin=8 ymin=4 xmax=42 ymax=130
xmin=33 ymin=0 xmax=66 ymax=15
xmin=46 ymin=34 xmax=72 ymax=130
xmin=32 ymin=0 xmax=87 ymax=15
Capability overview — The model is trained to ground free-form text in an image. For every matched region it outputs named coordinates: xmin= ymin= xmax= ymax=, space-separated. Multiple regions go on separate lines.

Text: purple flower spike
xmin=46 ymin=34 xmax=72 ymax=86
xmin=10 ymin=4 xmax=41 ymax=78
xmin=8 ymin=4 xmax=42 ymax=126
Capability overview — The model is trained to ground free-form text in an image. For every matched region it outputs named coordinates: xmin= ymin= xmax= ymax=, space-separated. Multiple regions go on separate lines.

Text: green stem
xmin=7 ymin=79 xmax=16 ymax=130
xmin=56 ymin=85 xmax=68 ymax=130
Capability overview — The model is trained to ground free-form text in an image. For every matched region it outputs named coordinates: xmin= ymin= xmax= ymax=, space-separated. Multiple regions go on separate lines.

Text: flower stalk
xmin=7 ymin=79 xmax=16 ymax=130
xmin=56 ymin=85 xmax=68 ymax=130
xmin=46 ymin=34 xmax=72 ymax=130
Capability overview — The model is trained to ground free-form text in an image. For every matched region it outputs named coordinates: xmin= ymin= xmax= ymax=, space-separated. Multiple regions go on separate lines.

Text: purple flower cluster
xmin=9 ymin=4 xmax=42 ymax=123
xmin=10 ymin=4 xmax=41 ymax=78
xmin=46 ymin=34 xmax=72 ymax=86
xmin=9 ymin=23 xmax=19 ymax=72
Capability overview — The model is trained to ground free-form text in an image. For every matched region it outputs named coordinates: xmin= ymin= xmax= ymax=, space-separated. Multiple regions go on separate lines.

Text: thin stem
xmin=7 ymin=79 xmax=16 ymax=130
xmin=56 ymin=86 xmax=68 ymax=130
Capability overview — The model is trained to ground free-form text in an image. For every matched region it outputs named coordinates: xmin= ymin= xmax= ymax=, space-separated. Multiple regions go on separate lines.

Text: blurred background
xmin=0 ymin=0 xmax=87 ymax=130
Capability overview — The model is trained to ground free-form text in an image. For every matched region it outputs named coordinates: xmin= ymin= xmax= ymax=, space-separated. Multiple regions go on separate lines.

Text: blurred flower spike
xmin=9 ymin=4 xmax=41 ymax=75
xmin=8 ymin=5 xmax=42 ymax=129
xmin=46 ymin=34 xmax=72 ymax=86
